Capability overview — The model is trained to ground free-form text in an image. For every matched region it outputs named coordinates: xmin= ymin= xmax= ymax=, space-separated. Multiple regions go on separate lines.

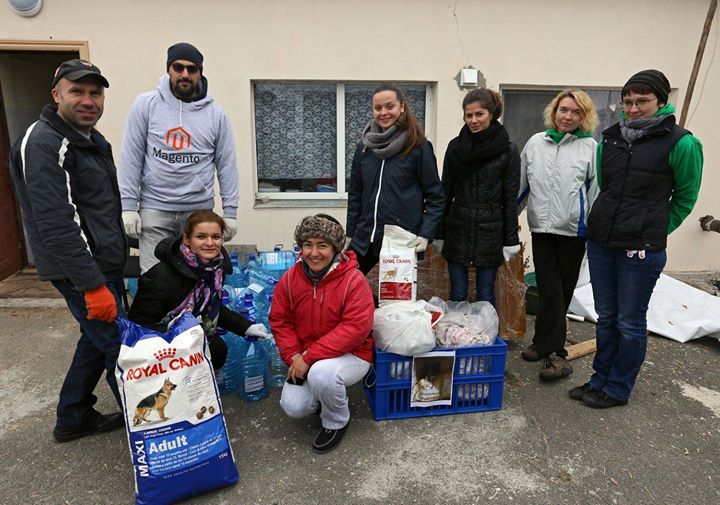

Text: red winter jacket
xmin=269 ymin=251 xmax=374 ymax=367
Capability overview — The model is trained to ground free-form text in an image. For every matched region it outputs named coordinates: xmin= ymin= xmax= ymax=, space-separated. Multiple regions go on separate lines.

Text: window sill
xmin=253 ymin=198 xmax=349 ymax=209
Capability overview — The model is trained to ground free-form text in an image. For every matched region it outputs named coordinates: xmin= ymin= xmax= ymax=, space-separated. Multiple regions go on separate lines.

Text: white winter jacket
xmin=518 ymin=131 xmax=598 ymax=237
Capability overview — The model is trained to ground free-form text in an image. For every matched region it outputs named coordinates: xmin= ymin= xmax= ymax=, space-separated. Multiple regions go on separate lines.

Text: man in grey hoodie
xmin=119 ymin=42 xmax=239 ymax=273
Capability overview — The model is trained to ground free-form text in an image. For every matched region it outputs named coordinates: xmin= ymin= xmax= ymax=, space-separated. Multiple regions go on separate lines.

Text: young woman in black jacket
xmin=346 ymin=83 xmax=445 ymax=274
xmin=437 ymin=88 xmax=520 ymax=305
xmin=128 ymin=210 xmax=269 ymax=370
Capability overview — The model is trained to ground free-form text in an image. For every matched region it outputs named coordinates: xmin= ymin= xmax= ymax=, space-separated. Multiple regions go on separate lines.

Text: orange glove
xmin=84 ymin=284 xmax=118 ymax=322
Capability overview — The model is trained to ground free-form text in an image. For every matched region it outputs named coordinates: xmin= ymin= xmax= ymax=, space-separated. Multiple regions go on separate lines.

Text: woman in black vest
xmin=569 ymin=70 xmax=703 ymax=408
xmin=436 ymin=88 xmax=520 ymax=306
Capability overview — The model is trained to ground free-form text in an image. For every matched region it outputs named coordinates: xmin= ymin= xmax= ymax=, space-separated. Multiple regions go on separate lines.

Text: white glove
xmin=430 ymin=239 xmax=444 ymax=254
xmin=502 ymin=244 xmax=521 ymax=263
xmin=344 ymin=236 xmax=352 ymax=251
xmin=413 ymin=236 xmax=429 ymax=253
xmin=122 ymin=211 xmax=142 ymax=239
xmin=245 ymin=323 xmax=270 ymax=339
xmin=223 ymin=217 xmax=238 ymax=242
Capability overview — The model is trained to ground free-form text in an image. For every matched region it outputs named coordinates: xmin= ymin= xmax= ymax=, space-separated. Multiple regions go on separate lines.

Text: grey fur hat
xmin=294 ymin=214 xmax=346 ymax=252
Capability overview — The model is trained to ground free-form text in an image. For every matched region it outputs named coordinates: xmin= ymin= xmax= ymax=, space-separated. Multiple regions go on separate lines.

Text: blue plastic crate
xmin=364 ymin=336 xmax=507 ymax=420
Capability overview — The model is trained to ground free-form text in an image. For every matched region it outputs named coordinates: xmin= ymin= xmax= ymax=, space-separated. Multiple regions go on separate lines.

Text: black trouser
xmin=352 ymin=244 xmax=381 ymax=275
xmin=531 ymin=233 xmax=587 ymax=358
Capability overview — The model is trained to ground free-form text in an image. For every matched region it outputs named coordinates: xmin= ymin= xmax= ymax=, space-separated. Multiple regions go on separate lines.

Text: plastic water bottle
xmin=260 ymin=244 xmax=297 ymax=277
xmin=239 ymin=340 xmax=269 ymax=402
xmin=126 ymin=278 xmax=139 ymax=297
xmin=265 ymin=336 xmax=288 ymax=388
xmin=255 ymin=293 xmax=273 ymax=327
xmin=235 ymin=293 xmax=257 ymax=323
xmin=216 ymin=329 xmax=243 ymax=395
xmin=221 ymin=288 xmax=231 ymax=307
xmin=224 ymin=252 xmax=248 ymax=303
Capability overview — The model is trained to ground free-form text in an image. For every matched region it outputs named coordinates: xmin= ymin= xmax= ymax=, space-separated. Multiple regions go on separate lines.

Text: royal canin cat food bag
xmin=116 ymin=312 xmax=239 ymax=505
xmin=378 ymin=225 xmax=417 ymax=304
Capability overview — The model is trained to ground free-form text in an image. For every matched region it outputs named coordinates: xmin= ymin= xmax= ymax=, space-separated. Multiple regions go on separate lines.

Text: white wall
xmin=1 ymin=0 xmax=717 ymax=270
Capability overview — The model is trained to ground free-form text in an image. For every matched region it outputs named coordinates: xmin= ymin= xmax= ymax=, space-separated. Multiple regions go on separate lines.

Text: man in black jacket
xmin=10 ymin=59 xmax=127 ymax=442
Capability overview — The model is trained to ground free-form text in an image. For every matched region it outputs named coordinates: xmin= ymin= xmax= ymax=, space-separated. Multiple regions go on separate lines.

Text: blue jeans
xmin=52 ymin=273 xmax=125 ymax=428
xmin=587 ymin=240 xmax=666 ymax=402
xmin=139 ymin=209 xmax=198 ymax=274
xmin=447 ymin=261 xmax=497 ymax=306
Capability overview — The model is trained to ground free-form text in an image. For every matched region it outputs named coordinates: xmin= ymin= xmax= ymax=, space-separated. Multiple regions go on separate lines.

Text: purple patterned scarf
xmin=162 ymin=243 xmax=225 ymax=335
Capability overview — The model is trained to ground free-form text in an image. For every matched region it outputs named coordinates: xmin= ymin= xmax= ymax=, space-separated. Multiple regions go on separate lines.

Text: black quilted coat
xmin=440 ymin=135 xmax=521 ymax=268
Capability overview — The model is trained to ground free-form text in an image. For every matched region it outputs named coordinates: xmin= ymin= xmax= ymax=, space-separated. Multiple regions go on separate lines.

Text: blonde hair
xmin=543 ymin=89 xmax=599 ymax=134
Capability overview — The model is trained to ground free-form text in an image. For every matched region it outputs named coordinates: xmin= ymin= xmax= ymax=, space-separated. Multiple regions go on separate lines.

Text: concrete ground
xmin=0 ymin=273 xmax=718 ymax=505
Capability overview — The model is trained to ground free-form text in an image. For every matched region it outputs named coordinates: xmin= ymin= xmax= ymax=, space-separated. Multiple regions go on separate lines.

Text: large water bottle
xmin=260 ymin=244 xmax=297 ymax=278
xmin=264 ymin=335 xmax=288 ymax=388
xmin=216 ymin=329 xmax=243 ymax=395
xmin=255 ymin=293 xmax=273 ymax=327
xmin=235 ymin=293 xmax=257 ymax=323
xmin=239 ymin=339 xmax=269 ymax=402
xmin=225 ymin=252 xmax=248 ymax=304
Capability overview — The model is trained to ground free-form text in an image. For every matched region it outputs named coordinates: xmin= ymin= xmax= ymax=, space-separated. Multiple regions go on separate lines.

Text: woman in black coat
xmin=129 ymin=210 xmax=269 ymax=370
xmin=438 ymin=88 xmax=521 ymax=305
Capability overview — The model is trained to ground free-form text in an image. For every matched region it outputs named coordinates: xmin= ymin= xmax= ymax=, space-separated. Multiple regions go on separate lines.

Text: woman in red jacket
xmin=269 ymin=214 xmax=374 ymax=454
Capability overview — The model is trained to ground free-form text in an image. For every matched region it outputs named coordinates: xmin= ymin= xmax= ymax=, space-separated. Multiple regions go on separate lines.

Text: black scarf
xmin=447 ymin=121 xmax=510 ymax=174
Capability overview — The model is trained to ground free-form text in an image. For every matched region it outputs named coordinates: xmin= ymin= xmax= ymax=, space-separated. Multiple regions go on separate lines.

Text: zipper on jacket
xmin=370 ymin=159 xmax=385 ymax=243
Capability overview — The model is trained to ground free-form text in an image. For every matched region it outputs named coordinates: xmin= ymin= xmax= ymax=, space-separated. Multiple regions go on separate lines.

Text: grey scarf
xmin=619 ymin=114 xmax=670 ymax=144
xmin=361 ymin=121 xmax=409 ymax=159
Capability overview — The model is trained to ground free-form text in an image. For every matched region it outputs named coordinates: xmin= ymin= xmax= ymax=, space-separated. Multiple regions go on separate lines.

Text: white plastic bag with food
xmin=372 ymin=300 xmax=435 ymax=356
xmin=378 ymin=225 xmax=417 ymax=304
xmin=432 ymin=299 xmax=498 ymax=347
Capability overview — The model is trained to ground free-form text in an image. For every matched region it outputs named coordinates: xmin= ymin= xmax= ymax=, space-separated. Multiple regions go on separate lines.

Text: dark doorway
xmin=0 ymin=50 xmax=78 ymax=280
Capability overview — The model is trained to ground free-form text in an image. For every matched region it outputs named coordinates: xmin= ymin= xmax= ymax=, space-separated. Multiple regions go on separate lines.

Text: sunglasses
xmin=171 ymin=62 xmax=199 ymax=74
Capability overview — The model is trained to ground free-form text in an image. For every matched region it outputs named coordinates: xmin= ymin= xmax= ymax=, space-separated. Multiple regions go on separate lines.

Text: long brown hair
xmin=372 ymin=83 xmax=425 ymax=158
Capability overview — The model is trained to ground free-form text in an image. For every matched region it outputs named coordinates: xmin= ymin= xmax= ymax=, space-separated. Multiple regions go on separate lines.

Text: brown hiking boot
xmin=521 ymin=343 xmax=546 ymax=362
xmin=539 ymin=354 xmax=573 ymax=382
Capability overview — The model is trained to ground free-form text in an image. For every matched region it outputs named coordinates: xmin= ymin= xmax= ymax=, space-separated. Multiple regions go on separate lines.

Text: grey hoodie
xmin=119 ymin=74 xmax=238 ymax=217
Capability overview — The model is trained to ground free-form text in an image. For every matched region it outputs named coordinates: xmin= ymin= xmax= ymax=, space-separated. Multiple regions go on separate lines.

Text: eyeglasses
xmin=171 ymin=62 xmax=199 ymax=74
xmin=622 ymin=97 xmax=657 ymax=109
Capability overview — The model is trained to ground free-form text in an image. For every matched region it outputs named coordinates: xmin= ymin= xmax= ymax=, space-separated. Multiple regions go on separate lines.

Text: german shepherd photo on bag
xmin=133 ymin=378 xmax=177 ymax=426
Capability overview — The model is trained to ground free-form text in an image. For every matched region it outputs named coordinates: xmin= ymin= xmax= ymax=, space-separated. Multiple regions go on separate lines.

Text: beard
xmin=171 ymin=78 xmax=198 ymax=100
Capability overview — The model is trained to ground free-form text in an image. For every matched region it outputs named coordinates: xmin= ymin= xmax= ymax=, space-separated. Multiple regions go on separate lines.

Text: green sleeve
xmin=667 ymin=134 xmax=703 ymax=234
xmin=595 ymin=141 xmax=603 ymax=189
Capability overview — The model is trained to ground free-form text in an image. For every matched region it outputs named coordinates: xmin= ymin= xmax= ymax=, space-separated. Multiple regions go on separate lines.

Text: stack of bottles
xmin=216 ymin=246 xmax=299 ymax=401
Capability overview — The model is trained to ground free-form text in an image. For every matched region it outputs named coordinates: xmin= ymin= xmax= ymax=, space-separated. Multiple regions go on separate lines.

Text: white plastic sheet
xmin=569 ymin=274 xmax=720 ymax=343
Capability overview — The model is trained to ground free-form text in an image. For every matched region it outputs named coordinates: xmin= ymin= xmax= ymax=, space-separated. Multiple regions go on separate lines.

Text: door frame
xmin=0 ymin=39 xmax=90 ymax=277
xmin=0 ymin=40 xmax=89 ymax=58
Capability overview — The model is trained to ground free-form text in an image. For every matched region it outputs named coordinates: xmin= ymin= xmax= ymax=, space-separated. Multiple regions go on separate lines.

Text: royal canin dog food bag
xmin=378 ymin=225 xmax=417 ymax=304
xmin=116 ymin=312 xmax=238 ymax=505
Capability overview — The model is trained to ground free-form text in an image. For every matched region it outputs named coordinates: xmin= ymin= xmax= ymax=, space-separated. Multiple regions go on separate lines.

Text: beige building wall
xmin=1 ymin=0 xmax=717 ymax=270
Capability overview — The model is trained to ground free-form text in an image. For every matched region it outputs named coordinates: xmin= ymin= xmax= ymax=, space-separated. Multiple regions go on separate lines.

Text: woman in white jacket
xmin=518 ymin=90 xmax=598 ymax=382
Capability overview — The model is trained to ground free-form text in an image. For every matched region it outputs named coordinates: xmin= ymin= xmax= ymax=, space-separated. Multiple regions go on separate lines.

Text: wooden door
xmin=0 ymin=80 xmax=25 ymax=280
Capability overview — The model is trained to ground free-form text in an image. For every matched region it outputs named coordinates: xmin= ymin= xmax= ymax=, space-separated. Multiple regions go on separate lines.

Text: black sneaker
xmin=582 ymin=390 xmax=628 ymax=409
xmin=568 ymin=382 xmax=596 ymax=401
xmin=312 ymin=420 xmax=350 ymax=454
xmin=53 ymin=412 xmax=125 ymax=443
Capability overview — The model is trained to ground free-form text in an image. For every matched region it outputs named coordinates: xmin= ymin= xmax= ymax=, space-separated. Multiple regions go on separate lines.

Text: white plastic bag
xmin=372 ymin=300 xmax=435 ymax=356
xmin=434 ymin=300 xmax=498 ymax=347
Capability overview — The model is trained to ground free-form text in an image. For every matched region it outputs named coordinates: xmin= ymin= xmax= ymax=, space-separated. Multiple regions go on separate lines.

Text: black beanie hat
xmin=166 ymin=42 xmax=203 ymax=73
xmin=294 ymin=214 xmax=346 ymax=253
xmin=623 ymin=69 xmax=670 ymax=105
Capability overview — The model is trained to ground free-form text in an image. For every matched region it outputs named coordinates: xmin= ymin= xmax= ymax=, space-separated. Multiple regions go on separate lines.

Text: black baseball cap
xmin=51 ymin=59 xmax=110 ymax=88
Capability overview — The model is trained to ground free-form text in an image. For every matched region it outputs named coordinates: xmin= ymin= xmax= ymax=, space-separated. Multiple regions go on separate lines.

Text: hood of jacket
xmin=154 ymin=235 xmax=232 ymax=280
